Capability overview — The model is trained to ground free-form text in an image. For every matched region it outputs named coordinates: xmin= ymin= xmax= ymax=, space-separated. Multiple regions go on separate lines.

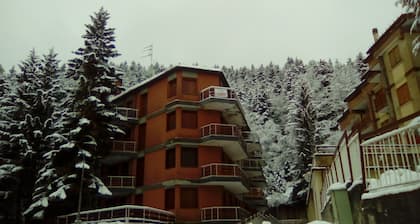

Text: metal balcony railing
xmin=242 ymin=131 xmax=260 ymax=143
xmin=115 ymin=107 xmax=138 ymax=120
xmin=112 ymin=140 xmax=137 ymax=153
xmin=200 ymin=86 xmax=237 ymax=101
xmin=202 ymin=163 xmax=244 ymax=178
xmin=107 ymin=176 xmax=136 ymax=188
xmin=238 ymin=159 xmax=263 ymax=170
xmin=57 ymin=205 xmax=175 ymax=224
xmin=201 ymin=206 xmax=249 ymax=222
xmin=201 ymin=123 xmax=241 ymax=138
xmin=361 ymin=122 xmax=420 ymax=191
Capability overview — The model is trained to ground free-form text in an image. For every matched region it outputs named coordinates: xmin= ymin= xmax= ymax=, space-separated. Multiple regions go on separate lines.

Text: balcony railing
xmin=112 ymin=140 xmax=137 ymax=153
xmin=242 ymin=131 xmax=260 ymax=143
xmin=107 ymin=176 xmax=136 ymax=188
xmin=200 ymin=86 xmax=237 ymax=101
xmin=202 ymin=163 xmax=244 ymax=178
xmin=201 ymin=123 xmax=241 ymax=138
xmin=238 ymin=159 xmax=263 ymax=170
xmin=361 ymin=122 xmax=420 ymax=191
xmin=116 ymin=107 xmax=138 ymax=120
xmin=248 ymin=149 xmax=262 ymax=158
xmin=201 ymin=206 xmax=249 ymax=222
xmin=57 ymin=205 xmax=175 ymax=224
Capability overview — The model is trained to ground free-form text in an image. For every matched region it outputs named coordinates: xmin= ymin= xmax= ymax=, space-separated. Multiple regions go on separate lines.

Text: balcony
xmin=201 ymin=206 xmax=249 ymax=223
xmin=101 ymin=140 xmax=137 ymax=165
xmin=242 ymin=187 xmax=266 ymax=207
xmin=201 ymin=123 xmax=247 ymax=161
xmin=106 ymin=175 xmax=136 ymax=196
xmin=115 ymin=107 xmax=139 ymax=125
xmin=200 ymin=86 xmax=246 ymax=127
xmin=361 ymin=121 xmax=420 ymax=193
xmin=243 ymin=131 xmax=263 ymax=153
xmin=57 ymin=205 xmax=175 ymax=224
xmin=201 ymin=163 xmax=249 ymax=194
xmin=238 ymin=159 xmax=264 ymax=177
xmin=249 ymin=175 xmax=267 ymax=187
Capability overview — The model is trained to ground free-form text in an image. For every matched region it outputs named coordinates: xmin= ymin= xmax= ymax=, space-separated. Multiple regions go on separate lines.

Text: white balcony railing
xmin=202 ymin=163 xmax=244 ymax=178
xmin=116 ymin=107 xmax=138 ymax=120
xmin=201 ymin=206 xmax=249 ymax=222
xmin=112 ymin=140 xmax=137 ymax=153
xmin=107 ymin=176 xmax=136 ymax=188
xmin=57 ymin=205 xmax=175 ymax=224
xmin=201 ymin=123 xmax=241 ymax=138
xmin=200 ymin=86 xmax=237 ymax=101
xmin=361 ymin=122 xmax=420 ymax=191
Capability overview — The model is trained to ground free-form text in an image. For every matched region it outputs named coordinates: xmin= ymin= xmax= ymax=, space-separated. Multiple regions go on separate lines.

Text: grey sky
xmin=0 ymin=0 xmax=403 ymax=70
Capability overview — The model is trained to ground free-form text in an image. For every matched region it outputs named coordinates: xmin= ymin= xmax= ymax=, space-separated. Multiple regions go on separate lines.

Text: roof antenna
xmin=142 ymin=44 xmax=153 ymax=74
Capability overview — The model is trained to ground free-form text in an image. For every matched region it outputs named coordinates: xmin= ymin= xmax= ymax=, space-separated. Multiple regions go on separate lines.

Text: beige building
xmin=307 ymin=13 xmax=420 ymax=224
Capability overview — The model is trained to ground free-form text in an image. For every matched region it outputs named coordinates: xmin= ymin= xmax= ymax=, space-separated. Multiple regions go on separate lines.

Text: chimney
xmin=372 ymin=28 xmax=379 ymax=42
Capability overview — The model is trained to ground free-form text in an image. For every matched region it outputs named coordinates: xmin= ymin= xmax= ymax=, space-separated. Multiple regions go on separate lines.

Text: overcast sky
xmin=0 ymin=0 xmax=404 ymax=70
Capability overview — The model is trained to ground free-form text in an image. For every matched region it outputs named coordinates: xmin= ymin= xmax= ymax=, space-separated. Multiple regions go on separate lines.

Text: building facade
xmin=307 ymin=13 xmax=420 ymax=224
xmin=59 ymin=65 xmax=266 ymax=223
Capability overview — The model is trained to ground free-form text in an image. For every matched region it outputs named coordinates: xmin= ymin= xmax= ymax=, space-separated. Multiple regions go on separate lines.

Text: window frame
xmin=181 ymin=110 xmax=198 ymax=129
xmin=180 ymin=187 xmax=198 ymax=208
xmin=167 ymin=78 xmax=177 ymax=98
xmin=166 ymin=111 xmax=176 ymax=131
xmin=181 ymin=147 xmax=198 ymax=168
xmin=165 ymin=188 xmax=175 ymax=209
xmin=397 ymin=83 xmax=411 ymax=105
xmin=182 ymin=77 xmax=197 ymax=95
xmin=389 ymin=45 xmax=401 ymax=68
xmin=165 ymin=148 xmax=176 ymax=169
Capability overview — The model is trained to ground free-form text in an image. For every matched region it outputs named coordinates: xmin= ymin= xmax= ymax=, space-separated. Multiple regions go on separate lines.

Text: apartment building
xmin=58 ymin=65 xmax=266 ymax=223
xmin=307 ymin=13 xmax=420 ymax=224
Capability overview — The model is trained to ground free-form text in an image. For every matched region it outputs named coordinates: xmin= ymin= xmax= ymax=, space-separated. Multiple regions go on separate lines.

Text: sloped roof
xmin=111 ymin=65 xmax=228 ymax=102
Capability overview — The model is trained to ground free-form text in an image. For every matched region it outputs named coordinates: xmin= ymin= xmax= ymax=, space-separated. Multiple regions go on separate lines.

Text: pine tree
xmin=47 ymin=7 xmax=123 ymax=215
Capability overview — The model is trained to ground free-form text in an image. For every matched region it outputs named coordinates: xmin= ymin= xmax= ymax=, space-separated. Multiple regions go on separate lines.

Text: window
xmin=181 ymin=147 xmax=198 ymax=168
xmin=182 ymin=111 xmax=197 ymax=129
xmin=180 ymin=188 xmax=198 ymax=208
xmin=165 ymin=148 xmax=175 ymax=169
xmin=167 ymin=79 xmax=177 ymax=98
xmin=165 ymin=188 xmax=175 ymax=209
xmin=139 ymin=93 xmax=148 ymax=117
xmin=374 ymin=89 xmax=387 ymax=111
xmin=397 ymin=83 xmax=411 ymax=105
xmin=389 ymin=45 xmax=401 ymax=67
xmin=182 ymin=78 xmax=197 ymax=95
xmin=167 ymin=111 xmax=176 ymax=131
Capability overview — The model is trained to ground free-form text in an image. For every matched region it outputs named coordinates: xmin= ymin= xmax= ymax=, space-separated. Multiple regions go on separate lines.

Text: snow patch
xmin=75 ymin=161 xmax=90 ymax=170
xmin=327 ymin=182 xmax=347 ymax=193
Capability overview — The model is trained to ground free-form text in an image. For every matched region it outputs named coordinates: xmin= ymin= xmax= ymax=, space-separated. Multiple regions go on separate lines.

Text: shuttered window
xmin=180 ymin=188 xmax=198 ymax=208
xmin=167 ymin=79 xmax=177 ymax=98
xmin=167 ymin=111 xmax=176 ymax=131
xmin=397 ymin=83 xmax=410 ymax=105
xmin=182 ymin=78 xmax=197 ymax=95
xmin=182 ymin=111 xmax=197 ymax=129
xmin=165 ymin=188 xmax=175 ymax=209
xmin=165 ymin=148 xmax=175 ymax=169
xmin=181 ymin=147 xmax=198 ymax=168
xmin=389 ymin=45 xmax=401 ymax=67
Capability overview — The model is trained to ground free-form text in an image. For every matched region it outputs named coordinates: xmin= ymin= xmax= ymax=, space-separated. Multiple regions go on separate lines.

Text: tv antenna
xmin=142 ymin=44 xmax=153 ymax=66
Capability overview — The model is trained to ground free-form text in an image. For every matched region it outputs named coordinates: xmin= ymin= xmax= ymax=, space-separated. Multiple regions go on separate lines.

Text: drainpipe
xmin=378 ymin=56 xmax=397 ymax=122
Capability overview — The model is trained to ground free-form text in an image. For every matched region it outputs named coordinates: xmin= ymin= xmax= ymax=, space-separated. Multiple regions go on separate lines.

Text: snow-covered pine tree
xmin=23 ymin=49 xmax=70 ymax=221
xmin=49 ymin=7 xmax=123 ymax=215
